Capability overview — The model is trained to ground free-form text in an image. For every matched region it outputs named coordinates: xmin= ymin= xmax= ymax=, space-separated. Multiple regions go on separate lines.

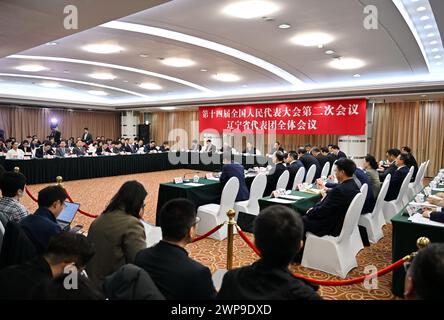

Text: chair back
xmin=305 ymin=164 xmax=317 ymax=184
xmin=337 ymin=192 xmax=365 ymax=243
xmin=219 ymin=177 xmax=239 ymax=216
xmin=372 ymin=174 xmax=391 ymax=216
xmin=292 ymin=167 xmax=306 ymax=190
xmin=276 ymin=170 xmax=290 ymax=190
xmin=396 ymin=166 xmax=414 ymax=203
xmin=247 ymin=173 xmax=267 ymax=207
xmin=321 ymin=162 xmax=330 ymax=178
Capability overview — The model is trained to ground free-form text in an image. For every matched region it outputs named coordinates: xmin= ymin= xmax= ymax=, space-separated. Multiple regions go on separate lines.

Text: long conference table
xmin=0 ymin=152 xmax=269 ymax=184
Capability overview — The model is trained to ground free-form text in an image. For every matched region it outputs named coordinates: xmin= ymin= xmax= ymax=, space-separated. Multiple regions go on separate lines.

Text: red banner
xmin=199 ymin=99 xmax=366 ymax=135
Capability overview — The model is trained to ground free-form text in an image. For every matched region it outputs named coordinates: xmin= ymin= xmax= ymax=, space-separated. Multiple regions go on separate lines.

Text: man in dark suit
xmin=378 ymin=148 xmax=401 ymax=182
xmin=20 ymin=186 xmax=67 ymax=254
xmin=269 ymin=141 xmax=284 ymax=154
xmin=135 ymin=199 xmax=216 ymax=300
xmin=264 ymin=151 xmax=288 ymax=196
xmin=203 ymin=139 xmax=216 ymax=153
xmin=122 ymin=138 xmax=134 ymax=153
xmin=0 ymin=233 xmax=95 ymax=300
xmin=72 ymin=140 xmax=86 ymax=156
xmin=321 ymin=147 xmax=337 ymax=175
xmin=332 ymin=145 xmax=347 ymax=159
xmin=385 ymin=153 xmax=410 ymax=201
xmin=49 ymin=126 xmax=61 ymax=145
xmin=401 ymin=146 xmax=418 ymax=181
xmin=218 ymin=205 xmax=321 ymax=300
xmin=82 ymin=128 xmax=93 ymax=144
xmin=55 ymin=140 xmax=70 ymax=157
xmin=243 ymin=141 xmax=256 ymax=154
xmin=285 ymin=151 xmax=304 ymax=190
xmin=35 ymin=142 xmax=55 ymax=158
xmin=311 ymin=147 xmax=328 ymax=172
xmin=297 ymin=147 xmax=321 ymax=181
xmin=190 ymin=139 xmax=202 ymax=151
xmin=303 ymin=158 xmax=360 ymax=237
xmin=219 ymin=152 xmax=249 ymax=201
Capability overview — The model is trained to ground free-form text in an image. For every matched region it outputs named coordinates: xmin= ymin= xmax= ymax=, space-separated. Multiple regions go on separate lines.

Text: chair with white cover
xmin=383 ymin=166 xmax=414 ymax=223
xmin=405 ymin=162 xmax=425 ymax=203
xmin=305 ymin=164 xmax=317 ymax=184
xmin=358 ymin=174 xmax=391 ymax=243
xmin=0 ymin=220 xmax=5 ymax=255
xmin=292 ymin=167 xmax=306 ymax=190
xmin=350 ymin=184 xmax=367 ymax=255
xmin=301 ymin=191 xmax=366 ymax=278
xmin=196 ymin=177 xmax=239 ymax=241
xmin=413 ymin=160 xmax=429 ymax=195
xmin=276 ymin=170 xmax=290 ymax=191
xmin=234 ymin=173 xmax=266 ymax=218
xmin=321 ymin=162 xmax=330 ymax=178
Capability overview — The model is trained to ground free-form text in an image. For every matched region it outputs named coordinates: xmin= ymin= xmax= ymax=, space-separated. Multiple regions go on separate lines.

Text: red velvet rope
xmin=25 ymin=186 xmax=38 ymax=203
xmin=192 ymin=223 xmax=225 ymax=242
xmin=65 ymin=192 xmax=99 ymax=218
xmin=235 ymin=224 xmax=406 ymax=286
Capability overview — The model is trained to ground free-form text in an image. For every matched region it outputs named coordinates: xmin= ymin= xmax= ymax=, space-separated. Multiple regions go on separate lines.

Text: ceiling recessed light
xmin=416 ymin=6 xmax=426 ymax=12
xmin=89 ymin=73 xmax=116 ymax=80
xmin=16 ymin=65 xmax=48 ymax=72
xmin=39 ymin=81 xmax=62 ymax=88
xmin=329 ymin=57 xmax=365 ymax=70
xmin=139 ymin=54 xmax=149 ymax=58
xmin=278 ymin=23 xmax=291 ymax=29
xmin=139 ymin=82 xmax=162 ymax=90
xmin=212 ymin=73 xmax=241 ymax=82
xmin=436 ymin=62 xmax=443 ymax=65
xmin=200 ymin=69 xmax=208 ymax=72
xmin=325 ymin=50 xmax=336 ymax=55
xmin=434 ymin=55 xmax=441 ymax=59
xmin=123 ymin=80 xmax=129 ymax=83
xmin=427 ymin=33 xmax=435 ymax=37
xmin=420 ymin=15 xmax=430 ymax=21
xmin=160 ymin=107 xmax=176 ymax=110
xmin=162 ymin=57 xmax=195 ymax=67
xmin=88 ymin=90 xmax=108 ymax=96
xmin=222 ymin=1 xmax=279 ymax=19
xmin=430 ymin=40 xmax=438 ymax=45
xmin=291 ymin=32 xmax=333 ymax=47
xmin=63 ymin=70 xmax=70 ymax=73
xmin=424 ymin=24 xmax=433 ymax=29
xmin=421 ymin=94 xmax=427 ymax=97
xmin=45 ymin=42 xmax=58 ymax=46
xmin=432 ymin=48 xmax=439 ymax=52
xmin=353 ymin=74 xmax=361 ymax=77
xmin=83 ymin=44 xmax=124 ymax=54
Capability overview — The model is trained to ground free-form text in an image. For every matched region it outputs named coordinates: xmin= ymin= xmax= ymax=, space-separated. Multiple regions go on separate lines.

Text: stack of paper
xmin=408 ymin=213 xmax=444 ymax=227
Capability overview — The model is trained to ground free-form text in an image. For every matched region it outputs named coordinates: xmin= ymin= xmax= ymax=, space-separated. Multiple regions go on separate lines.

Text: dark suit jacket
xmin=299 ymin=154 xmax=321 ymax=180
xmin=0 ymin=257 xmax=52 ymax=300
xmin=243 ymin=147 xmax=256 ymax=154
xmin=220 ymin=163 xmax=250 ymax=201
xmin=264 ymin=162 xmax=287 ymax=196
xmin=379 ymin=161 xmax=397 ymax=182
xmin=34 ymin=146 xmax=55 ymax=158
xmin=337 ymin=150 xmax=347 ymax=159
xmin=430 ymin=211 xmax=444 ymax=223
xmin=72 ymin=146 xmax=85 ymax=156
xmin=384 ymin=166 xmax=409 ymax=201
xmin=55 ymin=147 xmax=70 ymax=157
xmin=19 ymin=146 xmax=32 ymax=154
xmin=123 ymin=144 xmax=134 ymax=153
xmin=135 ymin=241 xmax=216 ymax=300
xmin=159 ymin=145 xmax=170 ymax=152
xmin=315 ymin=154 xmax=328 ymax=172
xmin=82 ymin=133 xmax=93 ymax=144
xmin=49 ymin=130 xmax=61 ymax=144
xmin=303 ymin=179 xmax=360 ymax=237
xmin=20 ymin=207 xmax=62 ymax=254
xmin=0 ymin=221 xmax=37 ymax=269
xmin=218 ymin=260 xmax=321 ymax=300
xmin=286 ymin=160 xmax=304 ymax=190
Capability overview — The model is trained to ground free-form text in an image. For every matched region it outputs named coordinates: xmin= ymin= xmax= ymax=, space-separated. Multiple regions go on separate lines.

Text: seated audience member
xmin=218 ymin=205 xmax=321 ymax=300
xmin=303 ymin=158 xmax=360 ymax=237
xmin=123 ymin=138 xmax=134 ymax=153
xmin=135 ymin=199 xmax=216 ymax=300
xmin=0 ymin=232 xmax=96 ymax=300
xmin=72 ymin=140 xmax=86 ymax=156
xmin=190 ymin=139 xmax=202 ymax=151
xmin=203 ymin=139 xmax=216 ymax=153
xmin=220 ymin=152 xmax=249 ymax=201
xmin=378 ymin=148 xmax=401 ymax=182
xmin=401 ymin=146 xmax=419 ymax=181
xmin=297 ymin=147 xmax=321 ymax=181
xmin=20 ymin=185 xmax=67 ymax=254
xmin=304 ymin=144 xmax=313 ymax=154
xmin=159 ymin=141 xmax=170 ymax=152
xmin=67 ymin=137 xmax=75 ymax=148
xmin=384 ymin=153 xmax=410 ymax=201
xmin=95 ymin=140 xmax=104 ymax=155
xmin=219 ymin=142 xmax=232 ymax=153
xmin=35 ymin=141 xmax=55 ymax=158
xmin=134 ymin=139 xmax=145 ymax=153
xmin=269 ymin=141 xmax=284 ymax=154
xmin=243 ymin=141 xmax=257 ymax=154
xmin=422 ymin=194 xmax=444 ymax=223
xmin=0 ymin=139 xmax=9 ymax=153
xmin=19 ymin=140 xmax=32 ymax=154
xmin=285 ymin=151 xmax=304 ymax=190
xmin=404 ymin=243 xmax=444 ymax=300
xmin=363 ymin=154 xmax=381 ymax=199
xmin=146 ymin=140 xmax=158 ymax=153
xmin=331 ymin=145 xmax=347 ymax=159
xmin=0 ymin=172 xmax=28 ymax=223
xmin=49 ymin=137 xmax=57 ymax=148
xmin=55 ymin=140 xmax=70 ymax=157
xmin=87 ymin=181 xmax=148 ymax=289
xmin=6 ymin=141 xmax=25 ymax=159
xmin=264 ymin=151 xmax=288 ymax=196
xmin=30 ymin=137 xmax=40 ymax=150
xmin=311 ymin=147 xmax=328 ymax=172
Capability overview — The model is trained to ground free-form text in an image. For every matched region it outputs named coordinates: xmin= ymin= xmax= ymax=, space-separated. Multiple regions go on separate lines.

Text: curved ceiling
xmin=0 ymin=0 xmax=443 ymax=108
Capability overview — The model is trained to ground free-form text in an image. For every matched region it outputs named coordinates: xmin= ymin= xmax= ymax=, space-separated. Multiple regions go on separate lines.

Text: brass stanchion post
xmin=56 ymin=176 xmax=63 ymax=186
xmin=13 ymin=167 xmax=20 ymax=173
xmin=226 ymin=209 xmax=235 ymax=270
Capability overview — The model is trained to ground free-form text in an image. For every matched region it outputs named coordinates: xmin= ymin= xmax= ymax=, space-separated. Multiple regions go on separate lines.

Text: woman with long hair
xmin=87 ymin=180 xmax=148 ymax=289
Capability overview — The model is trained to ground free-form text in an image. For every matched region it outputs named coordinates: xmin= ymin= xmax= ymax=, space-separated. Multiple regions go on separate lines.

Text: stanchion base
xmin=212 ymin=269 xmax=228 ymax=291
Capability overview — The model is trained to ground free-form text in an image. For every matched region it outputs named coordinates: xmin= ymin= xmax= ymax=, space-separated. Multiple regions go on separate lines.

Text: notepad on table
xmin=278 ymin=195 xmax=305 ymax=201
xmin=183 ymin=183 xmax=205 ymax=187
xmin=265 ymin=198 xmax=296 ymax=204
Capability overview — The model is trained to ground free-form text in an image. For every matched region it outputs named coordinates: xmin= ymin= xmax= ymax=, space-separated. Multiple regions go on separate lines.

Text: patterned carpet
xmin=21 ymin=169 xmax=401 ymax=300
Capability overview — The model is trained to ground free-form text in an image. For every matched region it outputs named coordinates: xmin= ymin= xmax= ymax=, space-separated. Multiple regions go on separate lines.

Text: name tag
xmin=174 ymin=177 xmax=183 ymax=184
xmin=205 ymin=173 xmax=213 ymax=179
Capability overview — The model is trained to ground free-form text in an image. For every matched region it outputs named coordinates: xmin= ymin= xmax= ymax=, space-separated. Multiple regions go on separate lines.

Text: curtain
xmin=370 ymin=101 xmax=444 ymax=177
xmin=0 ymin=105 xmax=121 ymax=142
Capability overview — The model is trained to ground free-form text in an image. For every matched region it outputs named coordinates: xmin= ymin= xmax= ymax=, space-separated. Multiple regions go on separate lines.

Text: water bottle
xmin=193 ymin=174 xmax=199 ymax=183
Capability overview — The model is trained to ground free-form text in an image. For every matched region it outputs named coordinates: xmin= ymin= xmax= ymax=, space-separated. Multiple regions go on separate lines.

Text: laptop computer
xmin=57 ymin=202 xmax=80 ymax=231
